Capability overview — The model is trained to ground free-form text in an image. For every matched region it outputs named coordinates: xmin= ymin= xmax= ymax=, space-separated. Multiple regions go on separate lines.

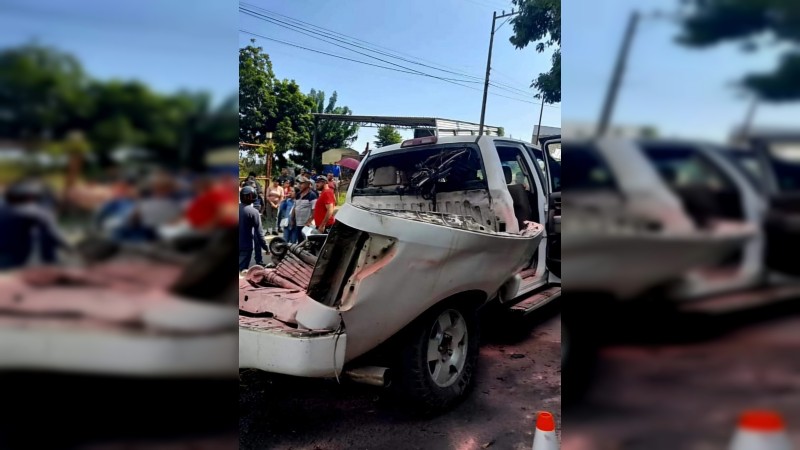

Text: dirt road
xmin=240 ymin=307 xmax=561 ymax=450
xmin=564 ymin=298 xmax=800 ymax=449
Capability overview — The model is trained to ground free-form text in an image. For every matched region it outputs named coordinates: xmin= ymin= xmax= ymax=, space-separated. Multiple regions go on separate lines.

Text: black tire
xmin=396 ymin=302 xmax=480 ymax=413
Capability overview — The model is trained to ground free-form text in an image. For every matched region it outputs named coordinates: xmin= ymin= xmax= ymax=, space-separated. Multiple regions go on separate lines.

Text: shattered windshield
xmin=352 ymin=144 xmax=487 ymax=199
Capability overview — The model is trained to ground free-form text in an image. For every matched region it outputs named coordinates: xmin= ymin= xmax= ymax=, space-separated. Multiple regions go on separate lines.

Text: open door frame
xmin=540 ymin=136 xmax=561 ymax=278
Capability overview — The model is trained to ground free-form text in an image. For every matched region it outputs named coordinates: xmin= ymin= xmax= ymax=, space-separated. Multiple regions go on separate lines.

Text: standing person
xmin=313 ymin=176 xmax=336 ymax=234
xmin=277 ymin=180 xmax=293 ymax=236
xmin=247 ymin=172 xmax=263 ymax=196
xmin=238 ymin=186 xmax=269 ymax=271
xmin=0 ymin=184 xmax=73 ymax=269
xmin=277 ymin=168 xmax=295 ymax=187
xmin=245 ymin=179 xmax=265 ymax=214
xmin=244 ymin=180 xmax=266 ymax=266
xmin=290 ymin=176 xmax=317 ymax=243
xmin=265 ymin=179 xmax=283 ymax=235
xmin=281 ymin=185 xmax=297 ymax=243
xmin=326 ymin=172 xmax=338 ymax=205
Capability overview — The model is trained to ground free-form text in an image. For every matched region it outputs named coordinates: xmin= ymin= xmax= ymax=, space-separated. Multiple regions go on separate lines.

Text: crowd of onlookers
xmin=238 ymin=167 xmax=340 ymax=271
xmin=0 ymin=168 xmax=240 ymax=270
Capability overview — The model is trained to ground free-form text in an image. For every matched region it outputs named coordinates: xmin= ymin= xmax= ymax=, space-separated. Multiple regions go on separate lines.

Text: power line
xmin=241 ymin=2 xmax=480 ymax=75
xmin=241 ymin=9 xmax=484 ymax=87
xmin=240 ymin=2 xmax=534 ymax=97
xmin=240 ymin=6 xmax=534 ymax=98
xmin=240 ymin=29 xmax=558 ymax=109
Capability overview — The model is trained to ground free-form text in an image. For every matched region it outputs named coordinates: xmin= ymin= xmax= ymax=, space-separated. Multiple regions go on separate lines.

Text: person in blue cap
xmin=238 ymin=185 xmax=269 ymax=271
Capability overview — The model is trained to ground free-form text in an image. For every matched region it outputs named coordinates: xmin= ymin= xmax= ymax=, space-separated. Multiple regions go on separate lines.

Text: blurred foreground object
xmin=678 ymin=0 xmax=800 ymax=102
xmin=729 ymin=410 xmax=791 ymax=450
xmin=0 ymin=233 xmax=237 ymax=377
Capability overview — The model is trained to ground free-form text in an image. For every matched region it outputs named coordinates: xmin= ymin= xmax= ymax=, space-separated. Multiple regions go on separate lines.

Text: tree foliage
xmin=509 ymin=0 xmax=561 ymax=104
xmin=374 ymin=125 xmax=403 ymax=147
xmin=308 ymin=89 xmax=359 ymax=166
xmin=238 ymin=40 xmax=277 ymax=145
xmin=677 ymin=0 xmax=800 ymax=101
xmin=238 ymin=41 xmax=358 ymax=169
xmin=0 ymin=43 xmax=236 ymax=168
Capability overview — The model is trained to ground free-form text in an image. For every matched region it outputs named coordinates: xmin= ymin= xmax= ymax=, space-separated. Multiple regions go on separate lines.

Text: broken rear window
xmin=352 ymin=144 xmax=487 ymax=198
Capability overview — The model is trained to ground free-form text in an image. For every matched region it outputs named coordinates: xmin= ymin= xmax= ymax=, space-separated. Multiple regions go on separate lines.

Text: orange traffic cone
xmin=730 ymin=410 xmax=792 ymax=450
xmin=532 ymin=411 xmax=559 ymax=450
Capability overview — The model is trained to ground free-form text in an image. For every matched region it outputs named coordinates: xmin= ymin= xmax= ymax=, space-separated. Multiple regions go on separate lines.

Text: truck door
xmin=752 ymin=137 xmax=800 ymax=276
xmin=539 ymin=137 xmax=561 ymax=278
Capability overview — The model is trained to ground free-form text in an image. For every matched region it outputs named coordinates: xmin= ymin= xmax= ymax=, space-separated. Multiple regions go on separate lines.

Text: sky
xmin=563 ymin=0 xmax=800 ymax=142
xmin=0 ymin=0 xmax=238 ymax=103
xmin=238 ymin=0 xmax=560 ymax=152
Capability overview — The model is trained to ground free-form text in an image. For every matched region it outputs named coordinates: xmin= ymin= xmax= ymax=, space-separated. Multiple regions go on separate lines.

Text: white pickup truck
xmin=561 ymin=136 xmax=800 ymax=405
xmin=239 ymin=135 xmax=562 ymax=411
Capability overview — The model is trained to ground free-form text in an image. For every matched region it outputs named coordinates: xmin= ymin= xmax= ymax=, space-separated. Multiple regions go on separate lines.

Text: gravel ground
xmin=239 ymin=306 xmax=562 ymax=450
xmin=564 ymin=297 xmax=800 ymax=450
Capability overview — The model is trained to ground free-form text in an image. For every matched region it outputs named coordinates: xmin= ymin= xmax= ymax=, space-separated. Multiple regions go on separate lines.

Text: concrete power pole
xmin=479 ymin=9 xmax=519 ymax=136
xmin=596 ymin=10 xmax=640 ymax=137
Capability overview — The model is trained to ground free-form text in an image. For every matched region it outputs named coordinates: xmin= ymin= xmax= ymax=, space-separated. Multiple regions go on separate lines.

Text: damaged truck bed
xmin=239 ymin=203 xmax=543 ymax=377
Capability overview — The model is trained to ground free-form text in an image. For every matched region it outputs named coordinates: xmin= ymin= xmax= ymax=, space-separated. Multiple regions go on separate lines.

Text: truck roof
xmin=367 ymin=135 xmax=537 ymax=156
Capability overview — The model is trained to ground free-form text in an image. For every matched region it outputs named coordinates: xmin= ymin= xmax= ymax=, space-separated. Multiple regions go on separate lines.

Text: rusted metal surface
xmin=17 ymin=261 xmax=184 ymax=292
xmin=0 ymin=263 xmax=234 ymax=333
xmin=239 ymin=280 xmax=305 ymax=322
xmin=239 ymin=316 xmax=334 ymax=337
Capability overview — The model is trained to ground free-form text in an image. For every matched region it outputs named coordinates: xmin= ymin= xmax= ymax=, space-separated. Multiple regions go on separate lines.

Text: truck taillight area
xmin=401 ymin=136 xmax=437 ymax=147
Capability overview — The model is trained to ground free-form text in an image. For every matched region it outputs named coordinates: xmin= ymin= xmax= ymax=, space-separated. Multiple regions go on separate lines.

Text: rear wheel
xmin=397 ymin=303 xmax=480 ymax=413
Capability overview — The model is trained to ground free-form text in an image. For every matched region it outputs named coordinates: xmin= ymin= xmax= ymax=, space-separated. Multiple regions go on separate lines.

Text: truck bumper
xmin=0 ymin=319 xmax=237 ymax=378
xmin=238 ymin=317 xmax=346 ymax=378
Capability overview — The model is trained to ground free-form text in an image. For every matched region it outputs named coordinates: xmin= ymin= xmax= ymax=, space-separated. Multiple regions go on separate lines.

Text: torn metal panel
xmin=239 ymin=277 xmax=340 ymax=331
xmin=239 ymin=203 xmax=544 ymax=366
xmin=326 ymin=204 xmax=542 ymax=360
xmin=350 ymin=190 xmax=496 ymax=230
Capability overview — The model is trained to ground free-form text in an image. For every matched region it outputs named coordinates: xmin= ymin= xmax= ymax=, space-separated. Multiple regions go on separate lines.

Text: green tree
xmin=497 ymin=127 xmax=506 ymax=137
xmin=509 ymin=0 xmax=561 ymax=104
xmin=239 ymin=40 xmax=277 ymax=144
xmin=0 ymin=43 xmax=91 ymax=145
xmin=677 ymin=0 xmax=800 ymax=101
xmin=0 ymin=43 xmax=233 ymax=169
xmin=308 ymin=90 xmax=359 ymax=165
xmin=273 ymin=78 xmax=315 ymax=165
xmin=374 ymin=125 xmax=403 ymax=147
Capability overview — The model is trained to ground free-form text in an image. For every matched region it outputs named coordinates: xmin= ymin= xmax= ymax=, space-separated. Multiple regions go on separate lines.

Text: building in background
xmin=322 ymin=148 xmax=360 ymax=165
xmin=562 ymin=121 xmax=657 ymax=140
xmin=532 ymin=125 xmax=562 ymax=142
xmin=413 ymin=118 xmax=502 ymax=138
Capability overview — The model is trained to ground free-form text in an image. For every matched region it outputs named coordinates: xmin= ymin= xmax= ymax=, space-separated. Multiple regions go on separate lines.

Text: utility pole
xmin=479 ymin=9 xmax=519 ymax=135
xmin=596 ymin=10 xmax=640 ymax=137
xmin=739 ymin=96 xmax=759 ymax=143
xmin=534 ymin=99 xmax=545 ymax=144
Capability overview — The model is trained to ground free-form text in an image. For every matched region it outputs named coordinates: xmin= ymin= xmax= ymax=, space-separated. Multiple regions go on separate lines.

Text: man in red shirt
xmin=313 ymin=175 xmax=336 ymax=233
xmin=185 ymin=175 xmax=238 ymax=230
xmin=326 ymin=172 xmax=338 ymax=204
